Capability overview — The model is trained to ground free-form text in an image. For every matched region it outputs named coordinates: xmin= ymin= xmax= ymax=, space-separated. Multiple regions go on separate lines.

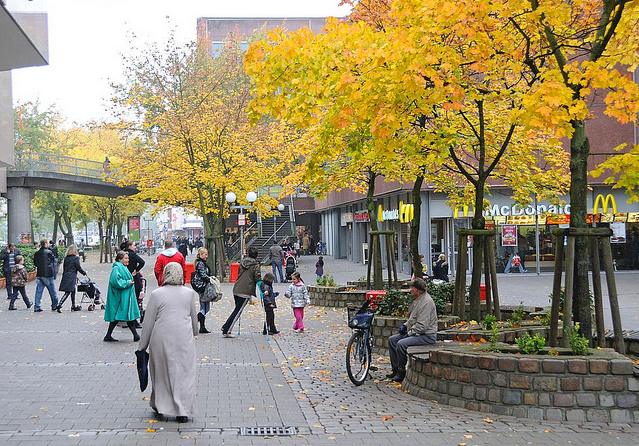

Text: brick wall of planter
xmin=403 ymin=346 xmax=639 ymax=423
xmin=372 ymin=316 xmax=461 ymax=355
xmin=308 ymin=286 xmax=367 ymax=308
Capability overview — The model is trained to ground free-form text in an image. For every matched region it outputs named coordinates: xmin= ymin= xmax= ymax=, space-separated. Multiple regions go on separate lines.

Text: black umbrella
xmin=135 ymin=350 xmax=149 ymax=392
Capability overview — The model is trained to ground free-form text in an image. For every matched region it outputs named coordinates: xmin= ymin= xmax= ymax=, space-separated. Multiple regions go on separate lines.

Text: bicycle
xmin=345 ymin=301 xmax=376 ymax=386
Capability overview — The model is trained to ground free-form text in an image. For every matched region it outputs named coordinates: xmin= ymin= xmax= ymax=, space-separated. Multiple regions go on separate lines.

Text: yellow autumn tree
xmin=109 ymin=33 xmax=290 ymax=277
xmin=246 ymin=2 xmax=570 ymax=312
xmin=508 ymin=0 xmax=639 ymax=338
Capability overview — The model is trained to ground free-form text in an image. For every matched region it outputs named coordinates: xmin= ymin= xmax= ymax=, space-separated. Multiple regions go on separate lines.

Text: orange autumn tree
xmin=340 ymin=0 xmax=570 ymax=318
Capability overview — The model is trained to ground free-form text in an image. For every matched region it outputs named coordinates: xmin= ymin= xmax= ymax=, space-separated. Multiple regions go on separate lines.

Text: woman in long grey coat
xmin=139 ymin=262 xmax=198 ymax=423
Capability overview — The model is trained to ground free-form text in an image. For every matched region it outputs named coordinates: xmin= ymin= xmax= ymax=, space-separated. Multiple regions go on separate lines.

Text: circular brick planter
xmin=308 ymin=286 xmax=367 ymax=308
xmin=403 ymin=344 xmax=639 ymax=423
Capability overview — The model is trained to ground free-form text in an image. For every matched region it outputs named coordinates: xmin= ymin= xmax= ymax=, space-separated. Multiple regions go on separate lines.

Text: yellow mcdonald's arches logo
xmin=593 ymin=194 xmax=617 ymax=214
xmin=454 ymin=205 xmax=470 ymax=218
xmin=399 ymin=202 xmax=414 ymax=223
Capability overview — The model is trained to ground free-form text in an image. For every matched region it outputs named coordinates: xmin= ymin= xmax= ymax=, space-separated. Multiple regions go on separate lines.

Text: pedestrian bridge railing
xmin=11 ymin=151 xmax=106 ymax=179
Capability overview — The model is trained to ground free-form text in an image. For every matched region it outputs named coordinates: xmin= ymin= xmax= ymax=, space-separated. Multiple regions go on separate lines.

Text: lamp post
xmin=274 ymin=203 xmax=285 ymax=242
xmin=226 ymin=191 xmax=257 ymax=259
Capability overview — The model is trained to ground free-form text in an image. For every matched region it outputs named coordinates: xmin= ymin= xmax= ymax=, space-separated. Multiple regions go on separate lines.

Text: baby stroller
xmin=78 ymin=276 xmax=104 ymax=311
xmin=284 ymin=254 xmax=297 ymax=281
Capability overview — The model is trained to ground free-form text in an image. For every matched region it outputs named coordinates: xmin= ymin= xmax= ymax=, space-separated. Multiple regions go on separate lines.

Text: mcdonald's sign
xmin=377 ymin=202 xmax=414 ymax=223
xmin=399 ymin=202 xmax=414 ymax=223
xmin=593 ymin=194 xmax=617 ymax=214
xmin=453 ymin=205 xmax=470 ymax=218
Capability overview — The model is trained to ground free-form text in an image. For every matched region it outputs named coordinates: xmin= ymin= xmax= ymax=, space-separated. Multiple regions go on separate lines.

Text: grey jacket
xmin=406 ymin=293 xmax=438 ymax=336
xmin=232 ymin=257 xmax=261 ymax=298
xmin=268 ymin=244 xmax=283 ymax=263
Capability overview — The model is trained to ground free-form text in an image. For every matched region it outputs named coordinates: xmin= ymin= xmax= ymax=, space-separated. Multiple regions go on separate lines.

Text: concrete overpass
xmin=5 ymin=152 xmax=138 ymax=243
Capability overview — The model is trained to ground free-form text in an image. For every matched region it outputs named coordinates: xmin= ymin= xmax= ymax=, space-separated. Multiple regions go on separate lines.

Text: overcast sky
xmin=11 ymin=0 xmax=350 ymax=125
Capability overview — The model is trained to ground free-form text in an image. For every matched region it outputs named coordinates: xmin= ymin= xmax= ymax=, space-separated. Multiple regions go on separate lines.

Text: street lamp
xmin=226 ymin=191 xmax=257 ymax=259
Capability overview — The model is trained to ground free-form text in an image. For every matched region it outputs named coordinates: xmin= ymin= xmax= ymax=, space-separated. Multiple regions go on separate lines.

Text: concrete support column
xmin=7 ymin=187 xmax=33 ymax=244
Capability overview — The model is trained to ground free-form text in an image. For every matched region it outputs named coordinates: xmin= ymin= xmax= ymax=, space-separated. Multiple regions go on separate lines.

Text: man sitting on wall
xmin=387 ymin=278 xmax=438 ymax=382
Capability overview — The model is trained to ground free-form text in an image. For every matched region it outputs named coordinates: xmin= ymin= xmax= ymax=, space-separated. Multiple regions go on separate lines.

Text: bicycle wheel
xmin=346 ymin=330 xmax=370 ymax=386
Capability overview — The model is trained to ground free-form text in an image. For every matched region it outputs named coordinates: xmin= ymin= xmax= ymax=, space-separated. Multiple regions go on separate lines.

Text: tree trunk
xmin=116 ymin=219 xmax=124 ymax=247
xmin=410 ymin=175 xmax=424 ymax=278
xmin=202 ymin=213 xmax=219 ymax=277
xmin=469 ymin=181 xmax=486 ymax=322
xmin=61 ymin=211 xmax=74 ymax=246
xmin=52 ymin=212 xmax=60 ymax=245
xmin=98 ymin=220 xmax=105 ymax=263
xmin=569 ymin=120 xmax=592 ymax=340
xmin=212 ymin=215 xmax=226 ymax=278
xmin=366 ymin=171 xmax=383 ymax=289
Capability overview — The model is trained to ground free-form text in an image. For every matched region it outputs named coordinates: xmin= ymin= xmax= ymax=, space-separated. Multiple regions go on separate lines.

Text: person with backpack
xmin=259 ymin=273 xmax=279 ymax=335
xmin=191 ymin=248 xmax=213 ymax=334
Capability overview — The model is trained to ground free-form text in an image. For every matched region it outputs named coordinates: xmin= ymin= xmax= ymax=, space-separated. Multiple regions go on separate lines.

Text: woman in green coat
xmin=104 ymin=251 xmax=140 ymax=342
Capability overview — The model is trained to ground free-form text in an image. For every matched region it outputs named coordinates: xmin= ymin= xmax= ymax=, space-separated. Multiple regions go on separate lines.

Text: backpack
xmin=512 ymin=254 xmax=521 ymax=267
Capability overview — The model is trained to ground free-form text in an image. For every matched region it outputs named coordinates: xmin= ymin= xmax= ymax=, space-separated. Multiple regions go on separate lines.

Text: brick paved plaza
xmin=0 ymin=254 xmax=636 ymax=445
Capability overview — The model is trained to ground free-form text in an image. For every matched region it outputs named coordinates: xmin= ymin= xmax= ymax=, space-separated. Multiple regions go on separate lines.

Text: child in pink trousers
xmin=285 ymin=272 xmax=310 ymax=332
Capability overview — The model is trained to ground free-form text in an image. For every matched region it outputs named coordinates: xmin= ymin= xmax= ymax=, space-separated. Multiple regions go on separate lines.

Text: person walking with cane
xmin=221 ymin=247 xmax=260 ymax=338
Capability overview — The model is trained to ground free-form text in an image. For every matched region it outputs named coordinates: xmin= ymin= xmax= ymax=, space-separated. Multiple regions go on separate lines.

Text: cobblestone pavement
xmin=0 ymin=253 xmax=636 ymax=445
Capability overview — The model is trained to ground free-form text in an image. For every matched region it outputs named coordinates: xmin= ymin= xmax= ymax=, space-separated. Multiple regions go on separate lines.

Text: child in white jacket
xmin=285 ymin=272 xmax=310 ymax=332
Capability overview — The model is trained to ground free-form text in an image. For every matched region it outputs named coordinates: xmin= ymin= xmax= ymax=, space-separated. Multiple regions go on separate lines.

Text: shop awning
xmin=0 ymin=4 xmax=48 ymax=71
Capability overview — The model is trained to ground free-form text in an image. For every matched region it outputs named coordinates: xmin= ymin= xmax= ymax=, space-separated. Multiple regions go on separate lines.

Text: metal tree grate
xmin=239 ymin=426 xmax=298 ymax=436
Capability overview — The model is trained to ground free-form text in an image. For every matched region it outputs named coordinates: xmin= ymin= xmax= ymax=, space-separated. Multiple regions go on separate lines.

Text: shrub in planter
xmin=515 ymin=333 xmax=546 ymax=354
xmin=376 ymin=289 xmax=412 ymax=318
xmin=316 ymin=274 xmax=337 ymax=287
xmin=426 ymin=281 xmax=454 ymax=315
xmin=569 ymin=322 xmax=591 ymax=355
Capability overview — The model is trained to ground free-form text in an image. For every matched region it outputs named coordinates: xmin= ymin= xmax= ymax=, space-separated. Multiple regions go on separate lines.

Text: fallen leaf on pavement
xmin=147 ymin=419 xmax=158 ymax=424
xmin=381 ymin=415 xmax=394 ymax=422
xmin=464 ymin=434 xmax=473 ymax=439
xmin=146 ymin=428 xmax=156 ymax=433
xmin=483 ymin=417 xmax=493 ymax=424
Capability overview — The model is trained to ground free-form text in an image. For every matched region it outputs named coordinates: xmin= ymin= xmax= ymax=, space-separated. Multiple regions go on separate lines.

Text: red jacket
xmin=154 ymin=248 xmax=186 ymax=285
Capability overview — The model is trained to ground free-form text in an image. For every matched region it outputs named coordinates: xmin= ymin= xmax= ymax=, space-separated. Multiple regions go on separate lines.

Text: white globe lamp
xmin=225 ymin=192 xmax=236 ymax=204
xmin=246 ymin=191 xmax=257 ymax=203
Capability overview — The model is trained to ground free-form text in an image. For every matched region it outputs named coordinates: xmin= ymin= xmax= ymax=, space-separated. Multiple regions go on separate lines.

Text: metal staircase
xmin=227 ymin=205 xmax=294 ymax=262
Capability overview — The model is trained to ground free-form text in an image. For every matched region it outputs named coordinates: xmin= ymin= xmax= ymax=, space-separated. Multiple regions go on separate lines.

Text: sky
xmin=10 ymin=0 xmax=350 ymax=126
